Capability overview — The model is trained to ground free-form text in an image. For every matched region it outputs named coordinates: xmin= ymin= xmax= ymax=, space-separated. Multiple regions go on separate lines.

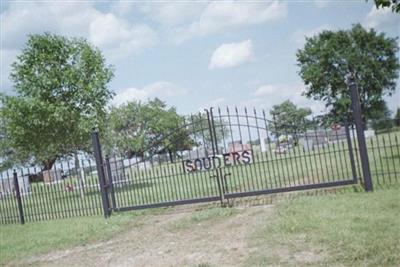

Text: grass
xmin=0 ymin=206 xmax=171 ymax=265
xmin=0 ymin=213 xmax=132 ymax=265
xmin=1 ymin=186 xmax=399 ymax=266
xmin=245 ymin=186 xmax=400 ymax=267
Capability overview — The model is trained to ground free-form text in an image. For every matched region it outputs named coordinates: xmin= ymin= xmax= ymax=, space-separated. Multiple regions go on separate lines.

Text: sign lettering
xmin=182 ymin=150 xmax=253 ymax=173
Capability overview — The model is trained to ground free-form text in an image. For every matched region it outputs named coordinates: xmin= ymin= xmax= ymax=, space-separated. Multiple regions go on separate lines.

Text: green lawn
xmin=0 ymin=207 xmax=169 ymax=265
xmin=1 ymin=185 xmax=399 ymax=266
xmin=246 ymin=185 xmax=400 ymax=267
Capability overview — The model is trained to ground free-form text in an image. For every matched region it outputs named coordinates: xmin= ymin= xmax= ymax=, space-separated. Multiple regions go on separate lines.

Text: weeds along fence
xmin=1 ymin=116 xmax=399 ymax=225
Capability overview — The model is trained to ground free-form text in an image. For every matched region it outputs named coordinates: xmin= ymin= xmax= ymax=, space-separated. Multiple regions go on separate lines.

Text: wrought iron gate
xmin=92 ymin=106 xmax=363 ymax=216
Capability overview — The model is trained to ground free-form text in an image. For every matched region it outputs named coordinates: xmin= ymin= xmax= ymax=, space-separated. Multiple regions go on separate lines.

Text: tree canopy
xmin=0 ymin=33 xmax=114 ymax=170
xmin=269 ymin=100 xmax=312 ymax=143
xmin=369 ymin=101 xmax=393 ymax=131
xmin=188 ymin=112 xmax=229 ymax=151
xmin=395 ymin=108 xmax=400 ymax=127
xmin=373 ymin=0 xmax=400 ymax=12
xmin=105 ymin=98 xmax=194 ymax=160
xmin=297 ymin=24 xmax=399 ymax=123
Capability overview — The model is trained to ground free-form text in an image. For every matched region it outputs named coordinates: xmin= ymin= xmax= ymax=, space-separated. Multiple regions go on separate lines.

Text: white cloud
xmin=1 ymin=2 xmax=157 ymax=60
xmin=0 ymin=1 xmax=158 ymax=93
xmin=174 ymin=1 xmax=287 ymax=43
xmin=248 ymin=83 xmax=326 ymax=114
xmin=292 ymin=24 xmax=333 ymax=47
xmin=110 ymin=1 xmax=136 ymax=17
xmin=1 ymin=2 xmax=97 ymax=48
xmin=138 ymin=2 xmax=206 ymax=27
xmin=111 ymin=82 xmax=187 ymax=106
xmin=364 ymin=6 xmax=400 ymax=31
xmin=209 ymin=40 xmax=254 ymax=69
xmin=89 ymin=13 xmax=157 ymax=59
xmin=254 ymin=84 xmax=280 ymax=96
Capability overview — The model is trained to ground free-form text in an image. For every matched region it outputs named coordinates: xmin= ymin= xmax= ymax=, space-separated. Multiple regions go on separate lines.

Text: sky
xmin=1 ymin=0 xmax=399 ymax=116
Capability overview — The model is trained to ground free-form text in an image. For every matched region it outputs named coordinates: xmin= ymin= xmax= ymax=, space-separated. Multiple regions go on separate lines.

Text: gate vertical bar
xmin=210 ymin=108 xmax=228 ymax=199
xmin=349 ymin=78 xmax=373 ymax=191
xmin=205 ymin=109 xmax=224 ymax=204
xmin=91 ymin=130 xmax=111 ymax=217
xmin=105 ymin=155 xmax=117 ymax=211
xmin=13 ymin=170 xmax=25 ymax=224
xmin=344 ymin=122 xmax=358 ymax=183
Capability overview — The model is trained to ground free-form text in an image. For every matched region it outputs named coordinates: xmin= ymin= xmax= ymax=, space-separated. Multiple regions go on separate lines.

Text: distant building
xmin=228 ymin=141 xmax=251 ymax=153
xmin=181 ymin=148 xmax=212 ymax=160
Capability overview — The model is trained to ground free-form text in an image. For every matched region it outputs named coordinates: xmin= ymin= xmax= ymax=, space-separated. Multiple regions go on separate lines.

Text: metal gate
xmin=92 ymin=106 xmax=365 ymax=216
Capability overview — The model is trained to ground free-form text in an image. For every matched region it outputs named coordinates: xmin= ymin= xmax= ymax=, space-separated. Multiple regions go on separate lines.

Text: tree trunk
xmin=42 ymin=158 xmax=57 ymax=171
xmin=168 ymin=150 xmax=174 ymax=163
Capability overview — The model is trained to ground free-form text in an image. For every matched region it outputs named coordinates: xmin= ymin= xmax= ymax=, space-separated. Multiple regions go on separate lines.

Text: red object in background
xmin=331 ymin=123 xmax=341 ymax=131
xmin=65 ymin=184 xmax=74 ymax=192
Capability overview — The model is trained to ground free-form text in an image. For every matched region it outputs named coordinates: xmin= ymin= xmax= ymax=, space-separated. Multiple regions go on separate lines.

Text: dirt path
xmin=18 ymin=205 xmax=273 ymax=267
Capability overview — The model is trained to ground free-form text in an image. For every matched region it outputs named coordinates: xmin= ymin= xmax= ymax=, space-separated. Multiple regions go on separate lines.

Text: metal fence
xmin=98 ymin=107 xmax=400 ymax=213
xmin=1 ymin=117 xmax=399 ymax=224
xmin=0 ymin=157 xmax=103 ymax=224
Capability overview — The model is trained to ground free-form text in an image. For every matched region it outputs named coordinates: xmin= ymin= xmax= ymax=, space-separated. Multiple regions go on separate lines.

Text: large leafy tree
xmin=373 ymin=0 xmax=400 ymax=13
xmin=106 ymin=98 xmax=194 ymax=161
xmin=369 ymin=101 xmax=393 ymax=131
xmin=297 ymin=24 xmax=399 ymax=123
xmin=269 ymin=100 xmax=312 ymax=144
xmin=394 ymin=108 xmax=400 ymax=127
xmin=188 ymin=112 xmax=229 ymax=152
xmin=1 ymin=33 xmax=114 ymax=170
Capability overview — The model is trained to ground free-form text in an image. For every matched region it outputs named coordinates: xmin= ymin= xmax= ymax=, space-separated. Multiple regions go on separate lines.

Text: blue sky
xmin=1 ymin=0 xmax=399 ymax=115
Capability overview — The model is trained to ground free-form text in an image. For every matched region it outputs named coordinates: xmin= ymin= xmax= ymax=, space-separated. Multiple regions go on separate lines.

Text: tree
xmin=189 ymin=113 xmax=230 ymax=152
xmin=106 ymin=98 xmax=194 ymax=161
xmin=0 ymin=33 xmax=114 ymax=170
xmin=0 ymin=106 xmax=13 ymax=171
xmin=394 ymin=108 xmax=400 ymax=127
xmin=297 ymin=24 xmax=399 ymax=123
xmin=269 ymin=100 xmax=312 ymax=145
xmin=369 ymin=101 xmax=393 ymax=131
xmin=373 ymin=0 xmax=400 ymax=13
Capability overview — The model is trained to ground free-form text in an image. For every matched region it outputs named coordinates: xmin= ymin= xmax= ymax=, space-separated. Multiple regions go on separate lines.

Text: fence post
xmin=91 ymin=130 xmax=111 ymax=218
xmin=349 ymin=78 xmax=373 ymax=192
xmin=13 ymin=170 xmax=25 ymax=224
xmin=344 ymin=122 xmax=358 ymax=183
xmin=105 ymin=155 xmax=117 ymax=211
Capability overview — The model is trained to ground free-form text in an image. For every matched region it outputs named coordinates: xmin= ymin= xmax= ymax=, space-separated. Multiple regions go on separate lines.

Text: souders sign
xmin=182 ymin=150 xmax=253 ymax=173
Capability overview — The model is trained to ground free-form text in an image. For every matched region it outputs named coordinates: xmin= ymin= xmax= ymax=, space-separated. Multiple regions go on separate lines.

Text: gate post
xmin=105 ymin=155 xmax=117 ymax=211
xmin=344 ymin=122 xmax=358 ymax=183
xmin=91 ymin=130 xmax=111 ymax=217
xmin=13 ymin=170 xmax=25 ymax=224
xmin=348 ymin=78 xmax=373 ymax=192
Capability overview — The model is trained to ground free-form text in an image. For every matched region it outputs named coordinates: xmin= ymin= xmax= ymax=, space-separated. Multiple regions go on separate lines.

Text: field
xmin=1 ymin=185 xmax=399 ymax=266
xmin=1 ymin=130 xmax=399 ymax=223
